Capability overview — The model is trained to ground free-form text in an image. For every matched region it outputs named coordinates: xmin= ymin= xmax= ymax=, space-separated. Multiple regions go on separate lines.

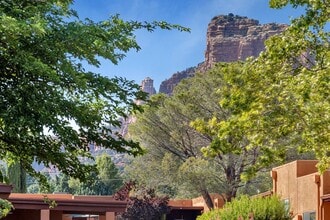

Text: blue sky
xmin=72 ymin=0 xmax=303 ymax=90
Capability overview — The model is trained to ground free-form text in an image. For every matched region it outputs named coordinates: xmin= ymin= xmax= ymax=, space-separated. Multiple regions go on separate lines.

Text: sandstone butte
xmin=158 ymin=13 xmax=288 ymax=95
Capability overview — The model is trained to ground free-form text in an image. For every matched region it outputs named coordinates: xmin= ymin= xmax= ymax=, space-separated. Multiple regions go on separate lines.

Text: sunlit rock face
xmin=198 ymin=14 xmax=287 ymax=71
xmin=141 ymin=77 xmax=156 ymax=96
xmin=159 ymin=14 xmax=287 ymax=95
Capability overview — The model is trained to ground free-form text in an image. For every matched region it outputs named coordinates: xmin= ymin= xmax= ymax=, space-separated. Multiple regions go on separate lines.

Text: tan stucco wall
xmin=273 ymin=160 xmax=320 ymax=219
xmin=191 ymin=193 xmax=225 ymax=212
xmin=296 ymin=173 xmax=318 ymax=217
xmin=273 ymin=161 xmax=298 ymax=217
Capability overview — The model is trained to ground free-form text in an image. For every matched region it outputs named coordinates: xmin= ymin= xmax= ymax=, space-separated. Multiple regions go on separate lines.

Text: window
xmin=303 ymin=211 xmax=316 ymax=220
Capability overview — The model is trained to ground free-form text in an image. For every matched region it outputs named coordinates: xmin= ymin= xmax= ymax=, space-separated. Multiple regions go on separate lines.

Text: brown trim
xmin=8 ymin=196 xmax=127 ymax=213
xmin=169 ymin=206 xmax=204 ymax=211
xmin=321 ymin=194 xmax=330 ymax=202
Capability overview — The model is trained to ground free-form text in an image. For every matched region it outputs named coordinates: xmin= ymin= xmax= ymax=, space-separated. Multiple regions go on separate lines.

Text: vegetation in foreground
xmin=197 ymin=195 xmax=290 ymax=220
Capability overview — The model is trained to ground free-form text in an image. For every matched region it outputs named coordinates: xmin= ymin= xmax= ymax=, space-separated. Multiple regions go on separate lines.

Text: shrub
xmin=197 ymin=195 xmax=290 ymax=220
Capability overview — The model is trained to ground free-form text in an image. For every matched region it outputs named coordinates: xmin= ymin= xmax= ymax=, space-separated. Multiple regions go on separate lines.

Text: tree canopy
xmin=0 ymin=0 xmax=188 ymax=185
xmin=126 ymin=68 xmax=271 ymax=207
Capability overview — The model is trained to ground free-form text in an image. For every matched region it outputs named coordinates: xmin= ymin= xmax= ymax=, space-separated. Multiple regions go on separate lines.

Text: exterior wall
xmin=322 ymin=202 xmax=330 ymax=220
xmin=296 ymin=173 xmax=319 ymax=219
xmin=50 ymin=210 xmax=63 ymax=220
xmin=168 ymin=199 xmax=193 ymax=207
xmin=272 ymin=160 xmax=322 ymax=220
xmin=192 ymin=193 xmax=225 ymax=211
xmin=321 ymin=172 xmax=330 ymax=195
xmin=4 ymin=209 xmax=40 ymax=220
xmin=273 ymin=160 xmax=299 ymax=218
xmin=296 ymin=161 xmax=318 ymax=177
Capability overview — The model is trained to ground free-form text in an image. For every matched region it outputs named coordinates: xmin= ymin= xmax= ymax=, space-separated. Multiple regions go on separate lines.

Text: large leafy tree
xmin=0 ymin=0 xmax=188 ymax=185
xmin=258 ymin=0 xmax=329 ymax=171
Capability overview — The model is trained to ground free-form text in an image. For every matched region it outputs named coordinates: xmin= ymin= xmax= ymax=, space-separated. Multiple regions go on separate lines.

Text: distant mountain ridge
xmin=158 ymin=14 xmax=287 ymax=95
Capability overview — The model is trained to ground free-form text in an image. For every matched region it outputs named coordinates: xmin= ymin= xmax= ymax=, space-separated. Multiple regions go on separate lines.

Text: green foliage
xmin=124 ymin=153 xmax=181 ymax=198
xmin=0 ymin=199 xmax=13 ymax=219
xmin=56 ymin=154 xmax=122 ymax=195
xmin=27 ymin=154 xmax=122 ymax=195
xmin=0 ymin=0 xmax=188 ymax=187
xmin=126 ymin=68 xmax=271 ymax=204
xmin=7 ymin=161 xmax=26 ymax=193
xmin=194 ymin=0 xmax=328 ymax=175
xmin=197 ymin=195 xmax=290 ymax=220
xmin=263 ymin=0 xmax=330 ymax=172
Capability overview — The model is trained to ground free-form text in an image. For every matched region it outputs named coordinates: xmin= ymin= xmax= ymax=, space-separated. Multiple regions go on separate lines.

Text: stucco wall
xmin=297 ymin=173 xmax=318 ymax=216
xmin=321 ymin=172 xmax=330 ymax=195
xmin=273 ymin=161 xmax=298 ymax=217
xmin=273 ymin=160 xmax=320 ymax=219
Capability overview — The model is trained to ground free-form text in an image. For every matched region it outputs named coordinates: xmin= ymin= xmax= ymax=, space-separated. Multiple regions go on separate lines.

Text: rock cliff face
xmin=199 ymin=14 xmax=287 ymax=71
xmin=159 ymin=66 xmax=196 ymax=95
xmin=135 ymin=77 xmax=157 ymax=105
xmin=141 ymin=77 xmax=156 ymax=95
xmin=159 ymin=14 xmax=287 ymax=94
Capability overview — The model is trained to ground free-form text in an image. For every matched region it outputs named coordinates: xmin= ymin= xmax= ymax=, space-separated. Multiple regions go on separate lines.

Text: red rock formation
xmin=199 ymin=14 xmax=287 ymax=71
xmin=159 ymin=66 xmax=196 ymax=95
xmin=159 ymin=14 xmax=287 ymax=94
xmin=140 ymin=77 xmax=156 ymax=96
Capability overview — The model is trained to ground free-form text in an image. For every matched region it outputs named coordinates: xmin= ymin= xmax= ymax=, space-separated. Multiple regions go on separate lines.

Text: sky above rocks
xmin=72 ymin=0 xmax=304 ymax=90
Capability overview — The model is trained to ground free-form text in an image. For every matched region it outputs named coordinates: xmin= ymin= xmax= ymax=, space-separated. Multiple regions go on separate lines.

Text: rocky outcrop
xmin=159 ymin=66 xmax=196 ymax=95
xmin=141 ymin=77 xmax=156 ymax=95
xmin=159 ymin=14 xmax=287 ymax=94
xmin=199 ymin=13 xmax=287 ymax=71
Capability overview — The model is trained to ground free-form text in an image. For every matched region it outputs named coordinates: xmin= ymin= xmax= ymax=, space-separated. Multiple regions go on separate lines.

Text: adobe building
xmin=271 ymin=160 xmax=330 ymax=220
xmin=2 ymin=193 xmax=127 ymax=220
xmin=4 ymin=160 xmax=330 ymax=219
xmin=1 ymin=191 xmax=221 ymax=220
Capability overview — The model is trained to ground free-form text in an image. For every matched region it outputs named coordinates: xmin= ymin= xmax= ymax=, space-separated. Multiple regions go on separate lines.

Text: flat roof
xmin=8 ymin=193 xmax=127 ymax=213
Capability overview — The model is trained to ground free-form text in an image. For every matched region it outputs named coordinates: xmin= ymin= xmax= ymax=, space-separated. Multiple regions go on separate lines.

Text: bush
xmin=197 ymin=195 xmax=290 ymax=220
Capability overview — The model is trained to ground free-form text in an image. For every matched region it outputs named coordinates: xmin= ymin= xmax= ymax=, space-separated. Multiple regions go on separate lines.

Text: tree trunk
xmin=200 ymin=188 xmax=214 ymax=210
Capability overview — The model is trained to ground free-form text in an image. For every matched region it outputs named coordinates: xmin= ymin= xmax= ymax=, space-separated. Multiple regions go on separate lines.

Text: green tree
xmin=46 ymin=154 xmax=122 ymax=195
xmin=259 ymin=0 xmax=329 ymax=171
xmin=96 ymin=153 xmax=122 ymax=190
xmin=127 ymin=69 xmax=267 ymax=207
xmin=0 ymin=0 xmax=188 ymax=186
xmin=7 ymin=161 xmax=26 ymax=193
xmin=198 ymin=0 xmax=328 ymax=176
